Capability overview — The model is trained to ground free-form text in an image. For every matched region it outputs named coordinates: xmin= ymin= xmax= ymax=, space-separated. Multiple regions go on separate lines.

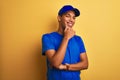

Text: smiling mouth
xmin=67 ymin=22 xmax=73 ymax=27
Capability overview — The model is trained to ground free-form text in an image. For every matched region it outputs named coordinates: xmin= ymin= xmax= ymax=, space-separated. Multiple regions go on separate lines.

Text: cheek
xmin=72 ymin=20 xmax=75 ymax=24
xmin=63 ymin=19 xmax=69 ymax=24
xmin=62 ymin=19 xmax=67 ymax=25
xmin=73 ymin=21 xmax=75 ymax=24
xmin=64 ymin=18 xmax=69 ymax=22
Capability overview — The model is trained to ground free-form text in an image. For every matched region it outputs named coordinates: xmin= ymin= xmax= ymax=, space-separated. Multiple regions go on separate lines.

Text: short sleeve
xmin=75 ymin=36 xmax=86 ymax=54
xmin=42 ymin=34 xmax=55 ymax=55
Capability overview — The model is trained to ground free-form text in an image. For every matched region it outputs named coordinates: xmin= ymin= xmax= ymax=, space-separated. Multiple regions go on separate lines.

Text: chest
xmin=54 ymin=38 xmax=81 ymax=64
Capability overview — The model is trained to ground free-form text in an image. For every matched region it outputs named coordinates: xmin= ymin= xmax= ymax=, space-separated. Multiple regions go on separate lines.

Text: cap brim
xmin=73 ymin=8 xmax=80 ymax=17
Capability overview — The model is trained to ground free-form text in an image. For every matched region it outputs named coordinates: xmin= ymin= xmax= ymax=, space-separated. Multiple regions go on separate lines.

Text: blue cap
xmin=58 ymin=5 xmax=80 ymax=17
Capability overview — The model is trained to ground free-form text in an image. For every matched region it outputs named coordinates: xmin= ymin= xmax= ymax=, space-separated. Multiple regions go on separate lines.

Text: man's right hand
xmin=64 ymin=27 xmax=75 ymax=40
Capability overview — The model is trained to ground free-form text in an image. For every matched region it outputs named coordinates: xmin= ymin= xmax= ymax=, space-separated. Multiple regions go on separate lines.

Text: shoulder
xmin=42 ymin=32 xmax=58 ymax=42
xmin=42 ymin=32 xmax=56 ymax=38
xmin=74 ymin=35 xmax=82 ymax=40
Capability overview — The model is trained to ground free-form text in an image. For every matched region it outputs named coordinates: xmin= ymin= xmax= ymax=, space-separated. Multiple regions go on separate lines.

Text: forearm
xmin=51 ymin=37 xmax=69 ymax=68
xmin=67 ymin=61 xmax=88 ymax=71
xmin=46 ymin=27 xmax=75 ymax=68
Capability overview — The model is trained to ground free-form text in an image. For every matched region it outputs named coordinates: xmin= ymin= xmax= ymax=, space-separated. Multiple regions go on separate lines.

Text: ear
xmin=57 ymin=16 xmax=61 ymax=21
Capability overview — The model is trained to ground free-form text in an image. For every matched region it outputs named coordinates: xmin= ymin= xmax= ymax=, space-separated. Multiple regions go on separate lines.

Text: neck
xmin=57 ymin=24 xmax=64 ymax=35
xmin=57 ymin=28 xmax=64 ymax=35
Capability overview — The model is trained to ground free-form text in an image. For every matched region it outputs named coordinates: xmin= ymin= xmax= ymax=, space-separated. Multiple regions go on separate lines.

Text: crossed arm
xmin=46 ymin=49 xmax=88 ymax=71
xmin=45 ymin=37 xmax=88 ymax=71
xmin=65 ymin=52 xmax=88 ymax=71
xmin=45 ymin=27 xmax=88 ymax=71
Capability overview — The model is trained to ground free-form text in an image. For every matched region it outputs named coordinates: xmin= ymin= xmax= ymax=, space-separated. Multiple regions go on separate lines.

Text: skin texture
xmin=45 ymin=10 xmax=88 ymax=71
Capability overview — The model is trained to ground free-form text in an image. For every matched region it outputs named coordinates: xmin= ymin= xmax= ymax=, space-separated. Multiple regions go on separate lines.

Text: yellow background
xmin=1 ymin=0 xmax=120 ymax=80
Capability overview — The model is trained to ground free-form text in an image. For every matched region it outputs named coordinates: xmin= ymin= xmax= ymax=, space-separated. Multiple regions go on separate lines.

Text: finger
xmin=64 ymin=27 xmax=67 ymax=32
xmin=64 ymin=27 xmax=69 ymax=32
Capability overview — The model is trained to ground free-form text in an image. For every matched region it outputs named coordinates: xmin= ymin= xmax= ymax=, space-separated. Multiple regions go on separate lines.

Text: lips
xmin=67 ymin=22 xmax=73 ymax=27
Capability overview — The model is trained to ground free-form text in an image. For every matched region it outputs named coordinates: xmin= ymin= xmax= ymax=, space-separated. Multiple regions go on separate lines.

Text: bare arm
xmin=45 ymin=27 xmax=75 ymax=69
xmin=66 ymin=52 xmax=88 ymax=71
xmin=45 ymin=37 xmax=69 ymax=68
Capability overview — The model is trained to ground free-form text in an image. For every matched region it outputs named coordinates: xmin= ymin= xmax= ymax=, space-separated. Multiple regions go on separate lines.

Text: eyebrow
xmin=66 ymin=13 xmax=75 ymax=17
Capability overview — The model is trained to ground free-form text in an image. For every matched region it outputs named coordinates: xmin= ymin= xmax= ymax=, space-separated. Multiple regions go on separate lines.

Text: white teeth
xmin=67 ymin=22 xmax=73 ymax=27
xmin=69 ymin=24 xmax=72 ymax=26
xmin=68 ymin=23 xmax=72 ymax=26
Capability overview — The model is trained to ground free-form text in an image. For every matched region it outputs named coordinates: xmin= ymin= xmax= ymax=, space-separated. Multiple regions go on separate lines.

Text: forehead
xmin=63 ymin=10 xmax=75 ymax=16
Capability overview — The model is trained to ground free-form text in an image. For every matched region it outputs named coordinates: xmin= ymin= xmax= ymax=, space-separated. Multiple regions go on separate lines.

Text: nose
xmin=69 ymin=17 xmax=75 ymax=22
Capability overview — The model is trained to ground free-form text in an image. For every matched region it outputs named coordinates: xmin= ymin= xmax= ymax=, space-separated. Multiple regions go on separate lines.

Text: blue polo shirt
xmin=42 ymin=32 xmax=86 ymax=80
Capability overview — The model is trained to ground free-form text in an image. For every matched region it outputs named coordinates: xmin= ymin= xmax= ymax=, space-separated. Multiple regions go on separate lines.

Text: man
xmin=42 ymin=5 xmax=88 ymax=80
